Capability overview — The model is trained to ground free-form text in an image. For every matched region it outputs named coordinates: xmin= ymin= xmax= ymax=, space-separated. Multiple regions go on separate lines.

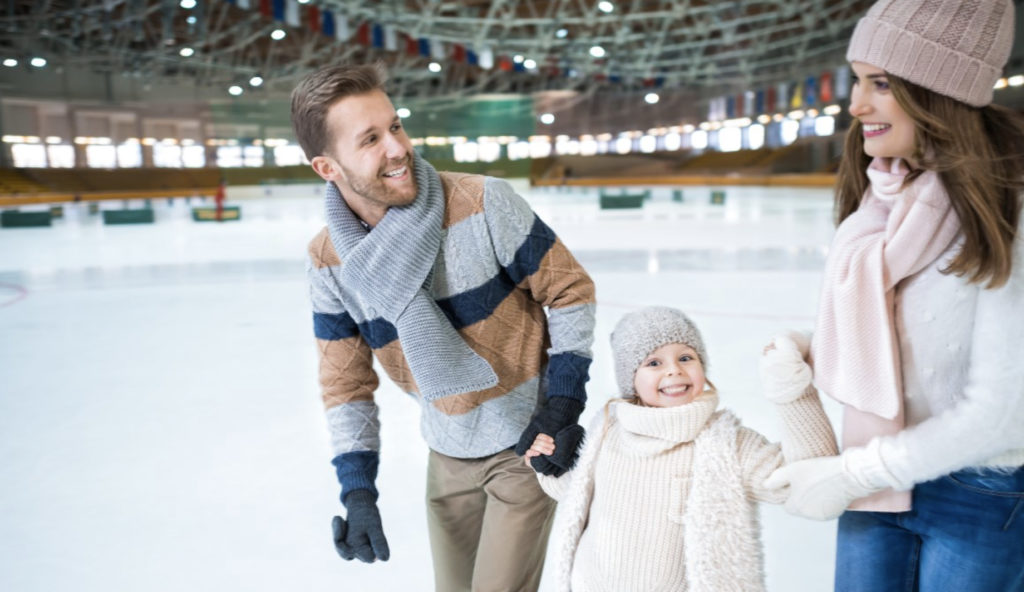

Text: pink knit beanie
xmin=846 ymin=0 xmax=1015 ymax=107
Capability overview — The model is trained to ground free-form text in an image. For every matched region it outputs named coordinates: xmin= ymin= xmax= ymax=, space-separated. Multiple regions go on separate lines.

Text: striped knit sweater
xmin=307 ymin=169 xmax=596 ymax=500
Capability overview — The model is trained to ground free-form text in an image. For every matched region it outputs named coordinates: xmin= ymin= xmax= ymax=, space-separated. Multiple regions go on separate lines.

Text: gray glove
xmin=332 ymin=489 xmax=390 ymax=562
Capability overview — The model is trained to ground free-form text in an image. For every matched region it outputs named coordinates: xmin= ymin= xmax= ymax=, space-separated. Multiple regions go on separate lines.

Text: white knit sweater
xmin=537 ymin=389 xmax=837 ymax=592
xmin=864 ymin=221 xmax=1024 ymax=492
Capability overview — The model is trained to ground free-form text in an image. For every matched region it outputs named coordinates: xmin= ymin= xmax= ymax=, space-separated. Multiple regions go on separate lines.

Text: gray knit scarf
xmin=323 ymin=154 xmax=498 ymax=400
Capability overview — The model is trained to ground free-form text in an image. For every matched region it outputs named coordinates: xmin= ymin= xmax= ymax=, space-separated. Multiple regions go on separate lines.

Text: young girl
xmin=765 ymin=0 xmax=1024 ymax=590
xmin=525 ymin=306 xmax=838 ymax=592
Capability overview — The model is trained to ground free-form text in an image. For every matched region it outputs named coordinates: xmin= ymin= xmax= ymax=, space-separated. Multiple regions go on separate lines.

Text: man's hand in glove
xmin=332 ymin=489 xmax=390 ymax=562
xmin=515 ymin=396 xmax=585 ymax=477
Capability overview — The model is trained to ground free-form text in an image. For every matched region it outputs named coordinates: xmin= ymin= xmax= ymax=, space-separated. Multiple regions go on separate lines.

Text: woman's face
xmin=848 ymin=61 xmax=918 ymax=167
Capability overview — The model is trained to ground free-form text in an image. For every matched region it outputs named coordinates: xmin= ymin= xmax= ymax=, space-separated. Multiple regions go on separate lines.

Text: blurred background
xmin=1 ymin=1 xmax=1023 ymax=591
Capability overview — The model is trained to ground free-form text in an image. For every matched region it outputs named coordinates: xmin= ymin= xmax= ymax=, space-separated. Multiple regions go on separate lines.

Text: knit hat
xmin=846 ymin=0 xmax=1015 ymax=107
xmin=610 ymin=306 xmax=708 ymax=397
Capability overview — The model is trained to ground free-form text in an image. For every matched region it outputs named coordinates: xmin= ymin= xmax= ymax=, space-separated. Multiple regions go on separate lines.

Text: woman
xmin=765 ymin=0 xmax=1024 ymax=590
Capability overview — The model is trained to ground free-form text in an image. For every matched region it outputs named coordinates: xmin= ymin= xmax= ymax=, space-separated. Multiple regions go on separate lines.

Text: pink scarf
xmin=812 ymin=157 xmax=960 ymax=511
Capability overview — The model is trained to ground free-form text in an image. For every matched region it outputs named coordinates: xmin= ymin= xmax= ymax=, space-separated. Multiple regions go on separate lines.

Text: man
xmin=291 ymin=62 xmax=596 ymax=592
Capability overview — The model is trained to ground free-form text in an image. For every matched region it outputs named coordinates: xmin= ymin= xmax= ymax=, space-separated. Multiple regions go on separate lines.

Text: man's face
xmin=313 ymin=90 xmax=417 ymax=225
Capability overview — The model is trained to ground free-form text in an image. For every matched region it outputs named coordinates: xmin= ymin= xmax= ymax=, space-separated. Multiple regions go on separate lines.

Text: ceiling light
xmin=271 ymin=29 xmax=286 ymax=40
xmin=30 ymin=57 xmax=46 ymax=67
xmin=556 ymin=28 xmax=568 ymax=38
xmin=186 ymin=15 xmax=197 ymax=24
xmin=3 ymin=58 xmax=17 ymax=67
xmin=540 ymin=113 xmax=555 ymax=125
xmin=228 ymin=85 xmax=243 ymax=96
xmin=396 ymin=108 xmax=411 ymax=118
xmin=428 ymin=62 xmax=441 ymax=73
xmin=514 ymin=55 xmax=524 ymax=63
xmin=524 ymin=59 xmax=537 ymax=69
xmin=179 ymin=0 xmax=196 ymax=9
xmin=598 ymin=1 xmax=614 ymax=13
xmin=589 ymin=46 xmax=605 ymax=58
xmin=179 ymin=47 xmax=194 ymax=57
xmin=644 ymin=92 xmax=659 ymax=104
xmin=1009 ymin=75 xmax=1024 ymax=87
xmin=249 ymin=75 xmax=263 ymax=86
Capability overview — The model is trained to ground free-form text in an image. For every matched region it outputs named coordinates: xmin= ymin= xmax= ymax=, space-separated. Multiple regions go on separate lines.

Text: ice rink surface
xmin=0 ymin=180 xmax=844 ymax=591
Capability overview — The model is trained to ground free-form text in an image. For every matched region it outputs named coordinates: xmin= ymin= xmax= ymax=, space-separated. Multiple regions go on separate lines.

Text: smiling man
xmin=291 ymin=63 xmax=596 ymax=592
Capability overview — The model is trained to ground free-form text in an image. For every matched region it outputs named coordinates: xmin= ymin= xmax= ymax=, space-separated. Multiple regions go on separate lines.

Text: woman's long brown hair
xmin=834 ymin=75 xmax=1024 ymax=288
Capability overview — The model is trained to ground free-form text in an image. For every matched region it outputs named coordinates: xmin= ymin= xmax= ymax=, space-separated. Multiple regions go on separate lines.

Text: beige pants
xmin=426 ymin=448 xmax=556 ymax=592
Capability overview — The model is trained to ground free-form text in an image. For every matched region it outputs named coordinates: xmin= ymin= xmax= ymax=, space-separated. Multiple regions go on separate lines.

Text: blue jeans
xmin=835 ymin=467 xmax=1024 ymax=592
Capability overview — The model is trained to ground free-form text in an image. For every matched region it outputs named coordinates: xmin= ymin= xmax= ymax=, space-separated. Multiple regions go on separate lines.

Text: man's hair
xmin=290 ymin=62 xmax=387 ymax=160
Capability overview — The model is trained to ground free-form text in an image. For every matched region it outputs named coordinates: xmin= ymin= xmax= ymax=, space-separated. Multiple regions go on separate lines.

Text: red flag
xmin=355 ymin=22 xmax=370 ymax=45
xmin=404 ymin=34 xmax=418 ymax=56
xmin=452 ymin=44 xmax=466 ymax=62
xmin=498 ymin=56 xmax=512 ymax=71
xmin=819 ymin=71 xmax=834 ymax=103
xmin=307 ymin=6 xmax=320 ymax=32
xmin=259 ymin=0 xmax=271 ymax=18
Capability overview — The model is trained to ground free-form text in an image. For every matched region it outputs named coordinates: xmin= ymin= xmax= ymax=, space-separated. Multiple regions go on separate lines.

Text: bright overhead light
xmin=249 ymin=75 xmax=263 ymax=86
xmin=1009 ymin=75 xmax=1024 ymax=87
xmin=228 ymin=85 xmax=243 ymax=96
xmin=513 ymin=55 xmax=524 ymax=63
xmin=396 ymin=108 xmax=411 ymax=118
xmin=179 ymin=0 xmax=196 ymax=9
xmin=644 ymin=92 xmax=659 ymax=104
xmin=271 ymin=29 xmax=286 ymax=40
xmin=186 ymin=15 xmax=197 ymax=24
xmin=3 ymin=58 xmax=17 ymax=67
xmin=524 ymin=59 xmax=537 ymax=69
xmin=598 ymin=1 xmax=614 ymax=13
xmin=428 ymin=62 xmax=441 ymax=73
xmin=540 ymin=113 xmax=555 ymax=125
xmin=556 ymin=28 xmax=568 ymax=38
xmin=589 ymin=46 xmax=605 ymax=58
xmin=179 ymin=47 xmax=194 ymax=57
xmin=30 ymin=57 xmax=46 ymax=67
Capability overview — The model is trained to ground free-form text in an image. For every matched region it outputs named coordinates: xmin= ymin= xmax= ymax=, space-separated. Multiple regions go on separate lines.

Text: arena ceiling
xmin=1 ymin=0 xmax=874 ymax=105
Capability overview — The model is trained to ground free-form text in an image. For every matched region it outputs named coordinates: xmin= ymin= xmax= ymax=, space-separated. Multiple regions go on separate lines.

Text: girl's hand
xmin=523 ymin=433 xmax=556 ymax=466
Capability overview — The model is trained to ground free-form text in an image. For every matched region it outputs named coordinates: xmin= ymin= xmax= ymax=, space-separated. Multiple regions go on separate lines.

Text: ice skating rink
xmin=0 ymin=180 xmax=843 ymax=591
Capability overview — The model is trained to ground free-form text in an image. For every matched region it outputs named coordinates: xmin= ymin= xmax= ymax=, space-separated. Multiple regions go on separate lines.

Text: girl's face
xmin=633 ymin=342 xmax=706 ymax=408
xmin=848 ymin=61 xmax=918 ymax=167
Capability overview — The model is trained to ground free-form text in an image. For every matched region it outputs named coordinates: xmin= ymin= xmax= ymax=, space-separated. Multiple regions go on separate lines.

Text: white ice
xmin=0 ymin=180 xmax=842 ymax=591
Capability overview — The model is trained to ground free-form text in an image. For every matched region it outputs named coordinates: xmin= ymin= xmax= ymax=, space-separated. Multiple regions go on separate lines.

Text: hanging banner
xmin=790 ymin=79 xmax=804 ymax=109
xmin=477 ymin=47 xmax=494 ymax=69
xmin=804 ymin=75 xmax=817 ymax=107
xmin=819 ymin=71 xmax=834 ymax=103
xmin=835 ymin=66 xmax=851 ymax=100
xmin=755 ymin=89 xmax=766 ymax=115
xmin=284 ymin=0 xmax=300 ymax=27
xmin=775 ymin=82 xmax=789 ymax=111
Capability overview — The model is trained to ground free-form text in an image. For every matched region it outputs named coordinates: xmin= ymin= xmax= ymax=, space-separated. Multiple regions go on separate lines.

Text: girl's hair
xmin=835 ymin=75 xmax=1024 ymax=288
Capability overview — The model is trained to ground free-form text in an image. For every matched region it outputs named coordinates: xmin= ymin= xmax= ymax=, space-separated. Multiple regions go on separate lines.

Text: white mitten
xmin=759 ymin=333 xmax=813 ymax=404
xmin=764 ymin=442 xmax=891 ymax=521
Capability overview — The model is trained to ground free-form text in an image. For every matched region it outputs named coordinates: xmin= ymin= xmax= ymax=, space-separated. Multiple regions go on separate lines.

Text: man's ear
xmin=311 ymin=155 xmax=339 ymax=182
